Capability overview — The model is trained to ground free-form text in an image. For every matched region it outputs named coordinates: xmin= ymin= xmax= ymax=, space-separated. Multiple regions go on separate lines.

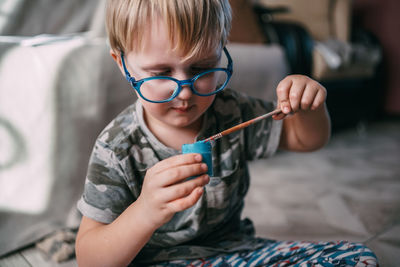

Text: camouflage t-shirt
xmin=77 ymin=88 xmax=282 ymax=264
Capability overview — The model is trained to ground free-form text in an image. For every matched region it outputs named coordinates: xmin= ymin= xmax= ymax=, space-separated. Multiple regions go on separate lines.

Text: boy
xmin=76 ymin=0 xmax=378 ymax=266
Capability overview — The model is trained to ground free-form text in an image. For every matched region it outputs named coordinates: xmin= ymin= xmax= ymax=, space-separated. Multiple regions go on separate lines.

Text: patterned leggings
xmin=151 ymin=240 xmax=378 ymax=267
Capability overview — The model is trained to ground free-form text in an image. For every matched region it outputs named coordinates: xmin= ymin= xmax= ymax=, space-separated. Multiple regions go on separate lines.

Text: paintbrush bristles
xmin=204 ymin=109 xmax=281 ymax=142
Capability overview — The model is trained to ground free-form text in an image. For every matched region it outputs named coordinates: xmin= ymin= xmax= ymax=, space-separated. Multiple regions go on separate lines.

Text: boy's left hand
xmin=273 ymin=75 xmax=327 ymax=120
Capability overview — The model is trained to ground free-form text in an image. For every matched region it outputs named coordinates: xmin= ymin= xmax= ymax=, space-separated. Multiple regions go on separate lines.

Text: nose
xmin=176 ymin=82 xmax=193 ymax=100
xmin=175 ymin=71 xmax=193 ymax=100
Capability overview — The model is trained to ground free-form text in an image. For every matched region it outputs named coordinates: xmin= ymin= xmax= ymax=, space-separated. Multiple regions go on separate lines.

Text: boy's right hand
xmin=136 ymin=153 xmax=209 ymax=229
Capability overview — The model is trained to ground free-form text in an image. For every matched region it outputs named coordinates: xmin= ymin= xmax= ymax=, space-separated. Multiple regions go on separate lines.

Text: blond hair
xmin=106 ymin=0 xmax=231 ymax=58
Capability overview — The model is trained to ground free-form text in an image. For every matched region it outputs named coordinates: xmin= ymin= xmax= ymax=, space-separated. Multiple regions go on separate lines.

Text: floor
xmin=1 ymin=118 xmax=399 ymax=266
xmin=243 ymin=118 xmax=400 ymax=266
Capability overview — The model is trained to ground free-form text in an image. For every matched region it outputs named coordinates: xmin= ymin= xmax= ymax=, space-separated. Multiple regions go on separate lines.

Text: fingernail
xmin=195 ymin=154 xmax=202 ymax=162
xmin=284 ymin=107 xmax=290 ymax=113
xmin=201 ymin=163 xmax=208 ymax=171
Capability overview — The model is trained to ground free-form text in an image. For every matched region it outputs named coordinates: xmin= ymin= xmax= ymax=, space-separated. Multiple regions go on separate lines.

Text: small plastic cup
xmin=182 ymin=141 xmax=213 ymax=177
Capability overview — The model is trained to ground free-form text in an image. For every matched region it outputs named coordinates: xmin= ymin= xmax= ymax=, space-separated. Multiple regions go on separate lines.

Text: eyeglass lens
xmin=139 ymin=70 xmax=228 ymax=102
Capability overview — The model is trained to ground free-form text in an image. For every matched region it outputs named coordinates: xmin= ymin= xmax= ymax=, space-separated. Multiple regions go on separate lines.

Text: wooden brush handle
xmin=204 ymin=109 xmax=281 ymax=142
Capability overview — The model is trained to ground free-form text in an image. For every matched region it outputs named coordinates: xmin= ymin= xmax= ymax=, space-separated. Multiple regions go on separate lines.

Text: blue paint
xmin=182 ymin=141 xmax=213 ymax=176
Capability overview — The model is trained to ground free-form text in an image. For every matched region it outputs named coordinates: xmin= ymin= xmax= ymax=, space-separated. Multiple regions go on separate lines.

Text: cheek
xmin=196 ymin=95 xmax=215 ymax=111
xmin=140 ymin=100 xmax=169 ymax=115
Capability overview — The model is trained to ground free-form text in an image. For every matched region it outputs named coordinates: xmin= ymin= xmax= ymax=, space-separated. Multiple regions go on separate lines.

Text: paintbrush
xmin=203 ymin=108 xmax=282 ymax=142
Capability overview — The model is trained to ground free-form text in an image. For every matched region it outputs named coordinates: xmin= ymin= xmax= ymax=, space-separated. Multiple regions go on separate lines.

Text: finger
xmin=159 ymin=162 xmax=208 ymax=187
xmin=288 ymin=81 xmax=306 ymax=113
xmin=311 ymin=89 xmax=327 ymax=110
xmin=272 ymin=113 xmax=287 ymax=120
xmin=168 ymin=186 xmax=204 ymax=212
xmin=161 ymin=174 xmax=209 ymax=202
xmin=300 ymin=84 xmax=318 ymax=110
xmin=150 ymin=153 xmax=202 ymax=175
xmin=276 ymin=78 xmax=292 ymax=114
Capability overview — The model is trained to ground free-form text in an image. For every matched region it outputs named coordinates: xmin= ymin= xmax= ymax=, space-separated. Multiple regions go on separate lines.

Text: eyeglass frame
xmin=120 ymin=47 xmax=233 ymax=103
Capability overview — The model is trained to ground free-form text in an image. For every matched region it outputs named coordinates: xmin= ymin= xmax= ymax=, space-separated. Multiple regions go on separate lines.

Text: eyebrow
xmin=141 ymin=63 xmax=172 ymax=71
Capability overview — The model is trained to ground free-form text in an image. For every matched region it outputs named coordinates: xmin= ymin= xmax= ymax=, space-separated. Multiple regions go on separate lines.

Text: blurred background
xmin=0 ymin=0 xmax=399 ymax=266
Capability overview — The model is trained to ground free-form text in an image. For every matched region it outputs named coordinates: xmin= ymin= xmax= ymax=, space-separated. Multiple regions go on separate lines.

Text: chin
xmin=170 ymin=115 xmax=201 ymax=129
xmin=170 ymin=119 xmax=195 ymax=128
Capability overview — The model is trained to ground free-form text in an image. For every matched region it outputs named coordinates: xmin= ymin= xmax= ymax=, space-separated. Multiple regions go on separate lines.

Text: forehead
xmin=130 ymin=18 xmax=221 ymax=64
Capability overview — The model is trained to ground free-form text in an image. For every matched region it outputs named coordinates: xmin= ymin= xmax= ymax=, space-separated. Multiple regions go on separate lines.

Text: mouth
xmin=172 ymin=106 xmax=192 ymax=114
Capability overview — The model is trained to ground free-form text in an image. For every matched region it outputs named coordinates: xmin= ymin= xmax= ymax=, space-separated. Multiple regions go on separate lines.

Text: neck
xmin=143 ymin=112 xmax=203 ymax=150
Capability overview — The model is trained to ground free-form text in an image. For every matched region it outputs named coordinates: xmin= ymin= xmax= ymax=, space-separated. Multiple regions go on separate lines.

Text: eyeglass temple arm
xmin=223 ymin=47 xmax=233 ymax=73
xmin=120 ymin=52 xmax=136 ymax=83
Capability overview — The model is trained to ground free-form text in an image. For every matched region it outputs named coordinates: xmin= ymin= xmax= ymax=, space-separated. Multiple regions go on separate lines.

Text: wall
xmin=353 ymin=0 xmax=400 ymax=115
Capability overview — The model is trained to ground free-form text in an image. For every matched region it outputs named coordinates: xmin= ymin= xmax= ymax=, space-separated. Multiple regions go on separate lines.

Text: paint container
xmin=182 ymin=141 xmax=213 ymax=177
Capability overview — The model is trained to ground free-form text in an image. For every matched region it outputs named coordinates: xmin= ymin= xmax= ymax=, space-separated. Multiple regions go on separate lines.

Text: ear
xmin=110 ymin=49 xmax=126 ymax=75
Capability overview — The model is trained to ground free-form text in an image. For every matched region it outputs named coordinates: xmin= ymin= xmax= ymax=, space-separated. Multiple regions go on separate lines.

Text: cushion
xmin=227 ymin=43 xmax=289 ymax=101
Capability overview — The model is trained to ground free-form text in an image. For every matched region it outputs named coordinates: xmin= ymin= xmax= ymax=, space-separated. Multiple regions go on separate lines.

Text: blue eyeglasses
xmin=121 ymin=47 xmax=233 ymax=103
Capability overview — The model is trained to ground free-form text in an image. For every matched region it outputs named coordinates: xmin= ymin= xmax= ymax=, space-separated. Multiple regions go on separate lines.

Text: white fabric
xmin=0 ymin=0 xmax=100 ymax=36
xmin=315 ymin=39 xmax=381 ymax=70
xmin=0 ymin=34 xmax=126 ymax=256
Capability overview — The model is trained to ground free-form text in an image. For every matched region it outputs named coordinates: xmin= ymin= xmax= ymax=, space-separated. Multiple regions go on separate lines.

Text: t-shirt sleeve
xmin=77 ymin=140 xmax=134 ymax=224
xmin=239 ymin=93 xmax=283 ymax=160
